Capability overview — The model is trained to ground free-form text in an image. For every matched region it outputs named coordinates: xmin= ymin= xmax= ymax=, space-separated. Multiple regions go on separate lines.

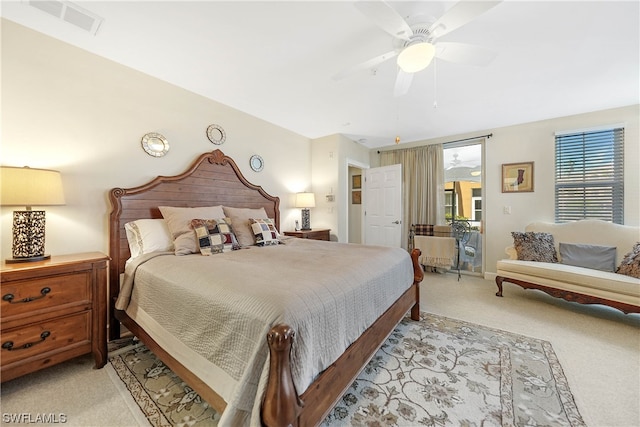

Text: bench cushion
xmin=497 ymin=259 xmax=640 ymax=306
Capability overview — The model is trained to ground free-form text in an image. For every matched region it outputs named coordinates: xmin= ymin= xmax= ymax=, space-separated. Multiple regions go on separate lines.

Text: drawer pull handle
xmin=2 ymin=287 xmax=51 ymax=304
xmin=2 ymin=331 xmax=51 ymax=351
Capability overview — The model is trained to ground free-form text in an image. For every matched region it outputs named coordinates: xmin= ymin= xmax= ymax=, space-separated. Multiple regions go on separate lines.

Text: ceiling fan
xmin=334 ymin=0 xmax=502 ymax=96
xmin=448 ymin=153 xmax=463 ymax=168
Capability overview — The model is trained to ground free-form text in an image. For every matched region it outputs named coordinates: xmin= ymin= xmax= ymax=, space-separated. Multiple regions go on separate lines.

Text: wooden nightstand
xmin=284 ymin=229 xmax=331 ymax=241
xmin=1 ymin=252 xmax=109 ymax=382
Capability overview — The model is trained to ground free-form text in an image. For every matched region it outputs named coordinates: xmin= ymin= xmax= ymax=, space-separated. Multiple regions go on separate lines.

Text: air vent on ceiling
xmin=27 ymin=0 xmax=103 ymax=35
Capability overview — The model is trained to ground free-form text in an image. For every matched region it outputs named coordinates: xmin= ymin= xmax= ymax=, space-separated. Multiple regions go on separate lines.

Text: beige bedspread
xmin=116 ymin=237 xmax=414 ymax=426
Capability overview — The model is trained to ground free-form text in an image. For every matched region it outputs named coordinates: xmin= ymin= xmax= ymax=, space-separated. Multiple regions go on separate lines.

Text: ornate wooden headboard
xmin=108 ymin=149 xmax=280 ymax=338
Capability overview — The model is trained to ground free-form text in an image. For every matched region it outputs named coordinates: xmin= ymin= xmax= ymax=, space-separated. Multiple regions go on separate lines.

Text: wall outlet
xmin=503 ymin=206 xmax=512 ymax=214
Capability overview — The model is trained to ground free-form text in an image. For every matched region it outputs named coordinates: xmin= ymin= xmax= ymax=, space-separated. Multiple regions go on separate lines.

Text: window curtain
xmin=380 ymin=144 xmax=445 ymax=249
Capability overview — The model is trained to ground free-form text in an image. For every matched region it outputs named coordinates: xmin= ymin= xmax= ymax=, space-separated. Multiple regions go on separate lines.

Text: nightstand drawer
xmin=284 ymin=229 xmax=331 ymax=241
xmin=1 ymin=272 xmax=91 ymax=321
xmin=1 ymin=311 xmax=91 ymax=366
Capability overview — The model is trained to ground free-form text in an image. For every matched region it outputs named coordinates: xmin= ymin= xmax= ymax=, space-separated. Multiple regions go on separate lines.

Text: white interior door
xmin=363 ymin=164 xmax=402 ymax=247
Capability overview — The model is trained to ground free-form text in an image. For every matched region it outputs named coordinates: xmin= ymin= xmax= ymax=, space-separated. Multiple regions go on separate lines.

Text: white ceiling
xmin=2 ymin=1 xmax=638 ymax=149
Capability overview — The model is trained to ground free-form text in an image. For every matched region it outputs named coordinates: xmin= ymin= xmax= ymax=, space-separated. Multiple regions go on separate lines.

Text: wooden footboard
xmin=496 ymin=276 xmax=640 ymax=314
xmin=263 ymin=248 xmax=423 ymax=426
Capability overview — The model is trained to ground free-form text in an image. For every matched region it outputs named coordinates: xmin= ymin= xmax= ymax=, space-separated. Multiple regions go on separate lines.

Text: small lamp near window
xmin=295 ymin=192 xmax=315 ymax=231
xmin=1 ymin=166 xmax=65 ymax=263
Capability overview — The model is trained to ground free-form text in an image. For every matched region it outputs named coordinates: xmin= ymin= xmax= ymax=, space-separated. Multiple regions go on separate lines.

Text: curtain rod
xmin=377 ymin=133 xmax=493 ymax=154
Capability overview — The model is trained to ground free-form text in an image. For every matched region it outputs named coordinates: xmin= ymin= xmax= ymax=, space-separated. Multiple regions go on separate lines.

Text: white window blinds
xmin=555 ymin=127 xmax=624 ymax=224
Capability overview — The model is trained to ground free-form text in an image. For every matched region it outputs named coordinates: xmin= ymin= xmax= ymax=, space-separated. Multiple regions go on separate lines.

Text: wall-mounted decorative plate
xmin=250 ymin=154 xmax=264 ymax=172
xmin=141 ymin=132 xmax=169 ymax=157
xmin=206 ymin=124 xmax=226 ymax=145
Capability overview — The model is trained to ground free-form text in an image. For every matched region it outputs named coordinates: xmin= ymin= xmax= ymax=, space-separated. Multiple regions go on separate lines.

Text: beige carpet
xmin=1 ymin=272 xmax=638 ymax=426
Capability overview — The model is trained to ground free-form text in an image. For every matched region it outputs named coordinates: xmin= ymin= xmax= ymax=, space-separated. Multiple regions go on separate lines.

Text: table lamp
xmin=295 ymin=192 xmax=315 ymax=231
xmin=1 ymin=166 xmax=65 ymax=263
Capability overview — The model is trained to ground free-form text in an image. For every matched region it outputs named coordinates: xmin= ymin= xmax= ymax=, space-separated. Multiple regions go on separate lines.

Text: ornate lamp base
xmin=301 ymin=208 xmax=311 ymax=231
xmin=7 ymin=210 xmax=48 ymax=263
xmin=6 ymin=255 xmax=51 ymax=264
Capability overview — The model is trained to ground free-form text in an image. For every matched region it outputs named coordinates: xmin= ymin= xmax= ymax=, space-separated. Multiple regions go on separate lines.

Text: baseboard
xmin=484 ymin=272 xmax=497 ymax=282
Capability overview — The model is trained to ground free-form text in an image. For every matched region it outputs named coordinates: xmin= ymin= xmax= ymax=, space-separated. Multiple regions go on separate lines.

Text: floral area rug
xmin=108 ymin=313 xmax=584 ymax=427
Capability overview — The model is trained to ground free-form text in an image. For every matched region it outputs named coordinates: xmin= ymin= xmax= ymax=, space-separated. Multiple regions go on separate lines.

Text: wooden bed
xmin=108 ymin=149 xmax=424 ymax=427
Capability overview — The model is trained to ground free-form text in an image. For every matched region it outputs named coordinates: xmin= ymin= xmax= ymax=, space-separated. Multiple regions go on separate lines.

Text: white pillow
xmin=159 ymin=205 xmax=225 ymax=255
xmin=124 ymin=219 xmax=173 ymax=259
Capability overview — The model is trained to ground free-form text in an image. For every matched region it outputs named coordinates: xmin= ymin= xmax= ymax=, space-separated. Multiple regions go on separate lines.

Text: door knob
xmin=392 ymin=220 xmax=400 ymax=224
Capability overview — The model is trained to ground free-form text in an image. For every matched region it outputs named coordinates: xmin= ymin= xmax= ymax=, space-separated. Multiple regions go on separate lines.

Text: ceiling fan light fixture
xmin=397 ymin=42 xmax=435 ymax=73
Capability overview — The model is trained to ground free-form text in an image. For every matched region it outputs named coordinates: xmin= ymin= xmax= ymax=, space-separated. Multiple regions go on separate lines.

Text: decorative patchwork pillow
xmin=223 ymin=206 xmax=269 ymax=247
xmin=191 ymin=218 xmax=238 ymax=255
xmin=616 ymin=242 xmax=640 ymax=278
xmin=511 ymin=231 xmax=558 ymax=263
xmin=250 ymin=218 xmax=280 ymax=246
xmin=159 ymin=205 xmax=225 ymax=255
xmin=124 ymin=219 xmax=173 ymax=258
xmin=559 ymin=243 xmax=617 ymax=272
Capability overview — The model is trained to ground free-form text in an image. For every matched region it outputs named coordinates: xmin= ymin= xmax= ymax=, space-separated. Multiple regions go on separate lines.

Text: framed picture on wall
xmin=352 ymin=190 xmax=361 ymax=204
xmin=352 ymin=175 xmax=361 ymax=189
xmin=502 ymin=162 xmax=534 ymax=193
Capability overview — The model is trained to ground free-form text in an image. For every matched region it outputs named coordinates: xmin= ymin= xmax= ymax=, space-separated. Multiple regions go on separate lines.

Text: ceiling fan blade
xmin=393 ymin=69 xmax=413 ymax=97
xmin=354 ymin=0 xmax=413 ymax=41
xmin=429 ymin=1 xmax=502 ymax=39
xmin=332 ymin=49 xmax=399 ymax=81
xmin=435 ymin=42 xmax=497 ymax=67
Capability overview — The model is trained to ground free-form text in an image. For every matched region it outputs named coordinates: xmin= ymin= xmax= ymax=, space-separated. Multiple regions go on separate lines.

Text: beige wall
xmin=310 ymin=134 xmax=370 ymax=242
xmin=1 ymin=20 xmax=312 ymax=258
xmin=375 ymin=104 xmax=640 ymax=278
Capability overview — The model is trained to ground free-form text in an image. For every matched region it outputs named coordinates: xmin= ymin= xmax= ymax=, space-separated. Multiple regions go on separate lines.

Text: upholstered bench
xmin=496 ymin=220 xmax=640 ymax=314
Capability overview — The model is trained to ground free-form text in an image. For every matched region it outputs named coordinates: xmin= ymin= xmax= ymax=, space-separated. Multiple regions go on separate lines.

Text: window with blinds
xmin=555 ymin=127 xmax=624 ymax=224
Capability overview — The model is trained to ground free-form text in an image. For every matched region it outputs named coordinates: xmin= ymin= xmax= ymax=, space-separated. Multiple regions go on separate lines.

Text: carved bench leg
xmin=495 ymin=276 xmax=504 ymax=297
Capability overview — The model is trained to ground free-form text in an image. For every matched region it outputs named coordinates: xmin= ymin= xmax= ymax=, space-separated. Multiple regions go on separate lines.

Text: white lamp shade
xmin=295 ymin=192 xmax=316 ymax=208
xmin=1 ymin=166 xmax=66 ymax=207
xmin=397 ymin=42 xmax=436 ymax=73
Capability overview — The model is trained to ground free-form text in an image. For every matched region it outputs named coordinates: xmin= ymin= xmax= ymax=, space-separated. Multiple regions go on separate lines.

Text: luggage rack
xmin=409 ymin=220 xmax=472 ymax=280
